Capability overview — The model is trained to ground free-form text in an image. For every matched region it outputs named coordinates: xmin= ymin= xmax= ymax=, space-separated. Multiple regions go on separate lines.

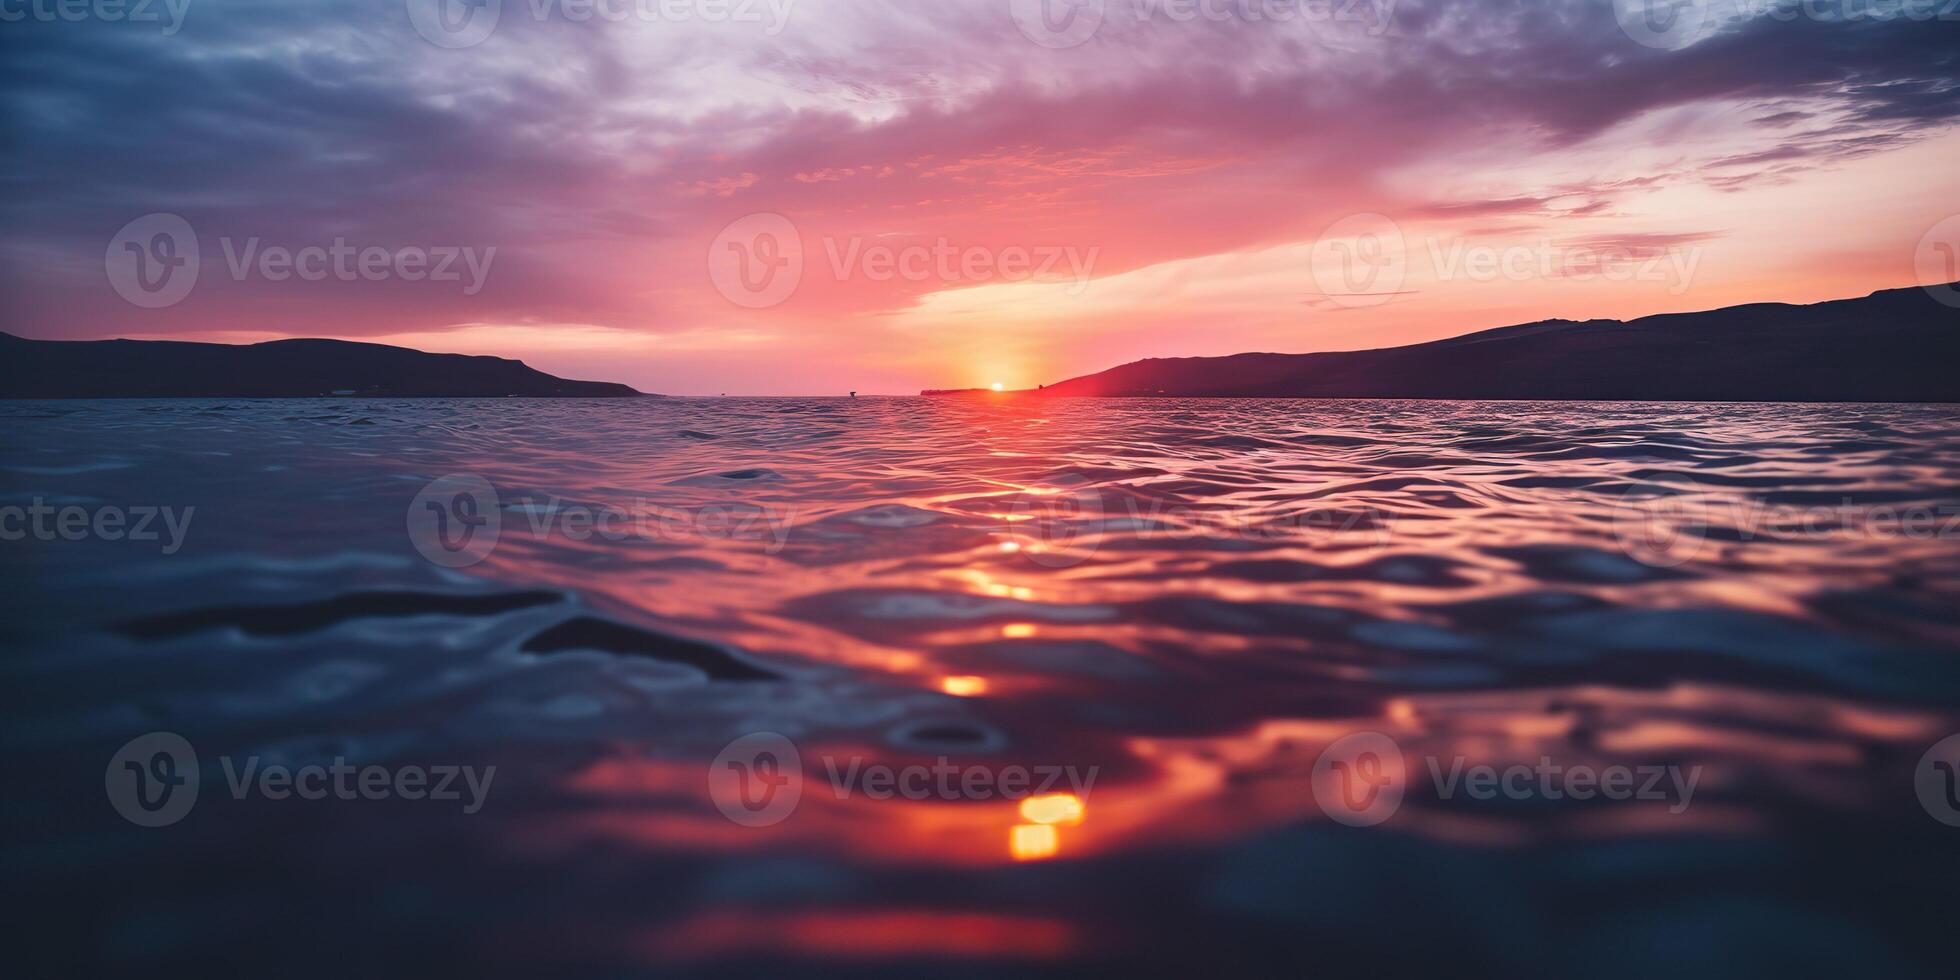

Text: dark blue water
xmin=5 ymin=397 xmax=1960 ymax=977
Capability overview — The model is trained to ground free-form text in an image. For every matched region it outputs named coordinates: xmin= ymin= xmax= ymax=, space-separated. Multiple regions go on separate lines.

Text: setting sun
xmin=991 ymin=381 xmax=1005 ymax=392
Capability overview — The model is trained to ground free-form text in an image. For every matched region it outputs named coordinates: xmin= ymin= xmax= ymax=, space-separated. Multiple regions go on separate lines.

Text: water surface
xmin=6 ymin=397 xmax=1960 ymax=977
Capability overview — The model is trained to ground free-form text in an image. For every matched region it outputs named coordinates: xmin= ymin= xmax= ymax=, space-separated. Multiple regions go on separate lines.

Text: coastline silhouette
xmin=932 ymin=284 xmax=1960 ymax=402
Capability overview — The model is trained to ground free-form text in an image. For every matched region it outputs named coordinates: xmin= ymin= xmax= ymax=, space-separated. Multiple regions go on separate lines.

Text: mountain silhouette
xmin=1012 ymin=283 xmax=1960 ymax=402
xmin=0 ymin=334 xmax=645 ymax=398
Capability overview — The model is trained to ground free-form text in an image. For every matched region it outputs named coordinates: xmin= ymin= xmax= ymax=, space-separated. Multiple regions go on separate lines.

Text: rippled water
xmin=6 ymin=397 xmax=1960 ymax=977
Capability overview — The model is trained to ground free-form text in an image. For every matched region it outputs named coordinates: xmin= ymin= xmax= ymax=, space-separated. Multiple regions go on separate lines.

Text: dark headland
xmin=932 ymin=283 xmax=1960 ymax=402
xmin=0 ymin=334 xmax=646 ymax=398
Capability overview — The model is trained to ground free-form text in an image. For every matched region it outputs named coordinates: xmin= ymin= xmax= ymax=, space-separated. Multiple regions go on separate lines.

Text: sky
xmin=2 ymin=0 xmax=1957 ymax=394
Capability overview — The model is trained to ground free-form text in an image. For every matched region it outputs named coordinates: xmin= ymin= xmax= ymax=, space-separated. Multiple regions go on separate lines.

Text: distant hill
xmin=0 ymin=334 xmax=646 ymax=398
xmin=1004 ymin=283 xmax=1960 ymax=403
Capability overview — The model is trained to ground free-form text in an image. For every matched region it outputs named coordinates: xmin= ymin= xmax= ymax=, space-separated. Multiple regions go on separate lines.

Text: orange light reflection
xmin=1010 ymin=823 xmax=1058 ymax=861
xmin=940 ymin=675 xmax=989 ymax=697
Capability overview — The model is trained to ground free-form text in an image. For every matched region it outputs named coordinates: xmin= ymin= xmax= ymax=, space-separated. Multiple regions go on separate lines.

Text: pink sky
xmin=6 ymin=2 xmax=1958 ymax=394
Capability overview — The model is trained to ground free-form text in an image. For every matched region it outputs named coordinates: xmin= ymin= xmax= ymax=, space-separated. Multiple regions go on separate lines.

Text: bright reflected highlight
xmin=1020 ymin=794 xmax=1086 ymax=826
xmin=940 ymin=675 xmax=989 ymax=697
xmin=1010 ymin=823 xmax=1059 ymax=861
